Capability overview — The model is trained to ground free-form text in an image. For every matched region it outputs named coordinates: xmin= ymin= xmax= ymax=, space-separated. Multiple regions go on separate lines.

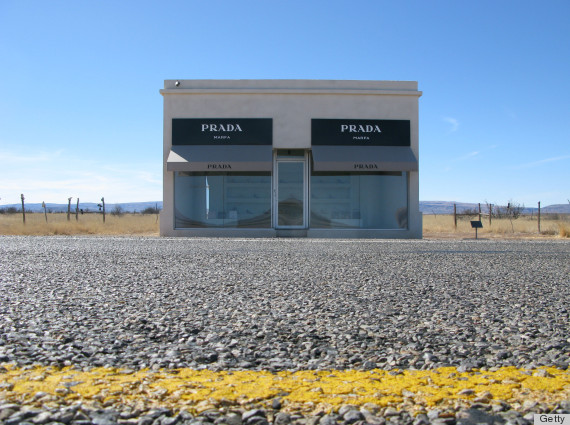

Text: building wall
xmin=160 ymin=80 xmax=422 ymax=238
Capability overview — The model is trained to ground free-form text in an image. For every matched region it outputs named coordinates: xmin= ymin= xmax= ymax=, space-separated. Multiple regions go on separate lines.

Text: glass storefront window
xmin=310 ymin=172 xmax=408 ymax=229
xmin=174 ymin=172 xmax=271 ymax=228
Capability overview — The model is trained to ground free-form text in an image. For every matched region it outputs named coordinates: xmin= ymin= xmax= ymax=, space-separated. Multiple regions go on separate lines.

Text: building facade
xmin=160 ymin=80 xmax=422 ymax=238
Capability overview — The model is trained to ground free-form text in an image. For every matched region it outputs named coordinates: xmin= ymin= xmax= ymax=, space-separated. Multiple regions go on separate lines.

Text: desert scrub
xmin=422 ymin=214 xmax=569 ymax=238
xmin=0 ymin=212 xmax=159 ymax=236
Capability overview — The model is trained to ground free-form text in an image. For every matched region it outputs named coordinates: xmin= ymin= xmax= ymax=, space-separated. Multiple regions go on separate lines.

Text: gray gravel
xmin=1 ymin=402 xmax=568 ymax=425
xmin=1 ymin=236 xmax=569 ymax=371
xmin=1 ymin=236 xmax=569 ymax=425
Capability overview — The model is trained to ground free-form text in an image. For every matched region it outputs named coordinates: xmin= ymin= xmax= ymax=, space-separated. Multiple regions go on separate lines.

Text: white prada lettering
xmin=354 ymin=163 xmax=379 ymax=169
xmin=201 ymin=124 xmax=243 ymax=132
xmin=341 ymin=124 xmax=382 ymax=133
xmin=207 ymin=163 xmax=232 ymax=169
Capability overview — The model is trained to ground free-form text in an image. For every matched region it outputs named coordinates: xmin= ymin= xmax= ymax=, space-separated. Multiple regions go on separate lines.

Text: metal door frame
xmin=273 ymin=152 xmax=309 ymax=229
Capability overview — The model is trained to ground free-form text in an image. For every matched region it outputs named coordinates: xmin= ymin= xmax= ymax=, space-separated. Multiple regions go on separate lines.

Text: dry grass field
xmin=0 ymin=213 xmax=159 ymax=236
xmin=423 ymin=213 xmax=570 ymax=239
xmin=0 ymin=212 xmax=568 ymax=238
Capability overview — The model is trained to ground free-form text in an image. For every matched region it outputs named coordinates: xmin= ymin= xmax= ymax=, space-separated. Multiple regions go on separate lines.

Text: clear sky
xmin=1 ymin=0 xmax=569 ymax=207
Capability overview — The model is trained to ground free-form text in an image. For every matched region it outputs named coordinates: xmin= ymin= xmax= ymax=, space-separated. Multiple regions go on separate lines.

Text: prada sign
xmin=312 ymin=119 xmax=410 ymax=146
xmin=353 ymin=163 xmax=379 ymax=169
xmin=207 ymin=163 xmax=232 ymax=169
xmin=173 ymin=118 xmax=272 ymax=145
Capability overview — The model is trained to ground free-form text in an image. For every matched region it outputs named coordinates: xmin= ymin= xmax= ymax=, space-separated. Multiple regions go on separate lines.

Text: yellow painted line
xmin=1 ymin=365 xmax=569 ymax=414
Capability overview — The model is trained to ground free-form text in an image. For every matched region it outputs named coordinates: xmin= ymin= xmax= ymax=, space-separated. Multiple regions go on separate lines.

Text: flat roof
xmin=161 ymin=79 xmax=421 ymax=97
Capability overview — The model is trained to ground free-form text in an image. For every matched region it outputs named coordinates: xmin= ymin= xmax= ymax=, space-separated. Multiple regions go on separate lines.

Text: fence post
xmin=76 ymin=198 xmax=79 ymax=221
xmin=21 ymin=194 xmax=25 ymax=224
xmin=538 ymin=201 xmax=541 ymax=233
xmin=489 ymin=204 xmax=492 ymax=226
xmin=454 ymin=204 xmax=457 ymax=229
xmin=42 ymin=201 xmax=48 ymax=223
xmin=67 ymin=197 xmax=72 ymax=221
xmin=478 ymin=203 xmax=481 ymax=221
xmin=101 ymin=197 xmax=106 ymax=223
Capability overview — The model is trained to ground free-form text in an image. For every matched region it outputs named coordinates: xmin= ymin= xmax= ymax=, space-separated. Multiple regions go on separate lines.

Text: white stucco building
xmin=160 ymin=80 xmax=422 ymax=238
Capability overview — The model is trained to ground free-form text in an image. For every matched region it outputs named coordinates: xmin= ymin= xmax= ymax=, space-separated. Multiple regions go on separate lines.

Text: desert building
xmin=160 ymin=80 xmax=421 ymax=238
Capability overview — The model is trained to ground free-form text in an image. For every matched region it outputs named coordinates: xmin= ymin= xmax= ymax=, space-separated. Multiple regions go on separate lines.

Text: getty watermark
xmin=535 ymin=415 xmax=569 ymax=425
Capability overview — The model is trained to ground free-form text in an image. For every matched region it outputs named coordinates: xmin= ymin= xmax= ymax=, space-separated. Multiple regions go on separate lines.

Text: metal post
xmin=101 ymin=197 xmax=106 ymax=223
xmin=478 ymin=203 xmax=481 ymax=221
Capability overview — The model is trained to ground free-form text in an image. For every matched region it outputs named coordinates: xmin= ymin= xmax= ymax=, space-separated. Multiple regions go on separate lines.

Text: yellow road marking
xmin=1 ymin=365 xmax=568 ymax=414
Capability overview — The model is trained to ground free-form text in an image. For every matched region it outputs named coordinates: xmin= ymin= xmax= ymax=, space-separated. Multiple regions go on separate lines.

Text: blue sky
xmin=1 ymin=0 xmax=568 ymax=207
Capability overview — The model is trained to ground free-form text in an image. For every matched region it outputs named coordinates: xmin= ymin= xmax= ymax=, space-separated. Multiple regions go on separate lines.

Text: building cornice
xmin=160 ymin=88 xmax=422 ymax=97
xmin=160 ymin=79 xmax=422 ymax=97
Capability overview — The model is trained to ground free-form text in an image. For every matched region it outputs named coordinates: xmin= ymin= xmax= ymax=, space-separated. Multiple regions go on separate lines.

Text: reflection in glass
xmin=174 ymin=172 xmax=271 ymax=228
xmin=277 ymin=162 xmax=304 ymax=226
xmin=310 ymin=172 xmax=408 ymax=229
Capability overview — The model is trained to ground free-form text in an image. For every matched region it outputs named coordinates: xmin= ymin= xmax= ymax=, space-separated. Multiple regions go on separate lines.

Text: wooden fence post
xmin=454 ymin=204 xmax=457 ymax=229
xmin=21 ymin=194 xmax=25 ymax=224
xmin=76 ymin=198 xmax=79 ymax=221
xmin=538 ymin=201 xmax=541 ymax=233
xmin=67 ymin=197 xmax=72 ymax=221
xmin=489 ymin=204 xmax=492 ymax=226
xmin=101 ymin=197 xmax=106 ymax=223
xmin=478 ymin=203 xmax=481 ymax=221
xmin=42 ymin=201 xmax=47 ymax=223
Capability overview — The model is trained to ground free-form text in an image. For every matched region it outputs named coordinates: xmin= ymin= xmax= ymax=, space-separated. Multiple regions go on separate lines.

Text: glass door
xmin=275 ymin=157 xmax=307 ymax=228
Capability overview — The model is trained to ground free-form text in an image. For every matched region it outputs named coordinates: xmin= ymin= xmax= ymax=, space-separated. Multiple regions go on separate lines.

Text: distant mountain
xmin=0 ymin=201 xmax=162 ymax=213
xmin=541 ymin=204 xmax=570 ymax=214
xmin=420 ymin=201 xmax=478 ymax=215
xmin=1 ymin=200 xmax=568 ymax=215
xmin=419 ymin=201 xmax=570 ymax=215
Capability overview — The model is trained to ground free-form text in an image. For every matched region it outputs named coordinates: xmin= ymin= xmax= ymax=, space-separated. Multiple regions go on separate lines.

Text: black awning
xmin=312 ymin=146 xmax=418 ymax=172
xmin=167 ymin=145 xmax=273 ymax=172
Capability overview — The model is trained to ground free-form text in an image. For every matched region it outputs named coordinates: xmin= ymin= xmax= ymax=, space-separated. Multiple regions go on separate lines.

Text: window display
xmin=310 ymin=172 xmax=408 ymax=229
xmin=175 ymin=172 xmax=271 ymax=228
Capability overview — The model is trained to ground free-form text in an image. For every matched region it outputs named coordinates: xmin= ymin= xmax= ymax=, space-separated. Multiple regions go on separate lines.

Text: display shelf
xmin=227 ymin=198 xmax=270 ymax=202
xmin=311 ymin=199 xmax=352 ymax=204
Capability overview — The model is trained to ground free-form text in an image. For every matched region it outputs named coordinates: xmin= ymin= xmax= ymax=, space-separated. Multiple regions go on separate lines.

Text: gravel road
xmin=1 ymin=236 xmax=569 ymax=373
